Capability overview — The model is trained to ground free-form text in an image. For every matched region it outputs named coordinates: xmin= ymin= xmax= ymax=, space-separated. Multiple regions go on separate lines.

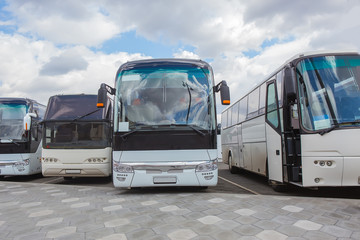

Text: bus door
xmin=265 ymin=81 xmax=283 ymax=183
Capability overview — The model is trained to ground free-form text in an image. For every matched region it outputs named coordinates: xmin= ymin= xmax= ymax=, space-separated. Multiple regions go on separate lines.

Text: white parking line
xmin=218 ymin=176 xmax=260 ymax=195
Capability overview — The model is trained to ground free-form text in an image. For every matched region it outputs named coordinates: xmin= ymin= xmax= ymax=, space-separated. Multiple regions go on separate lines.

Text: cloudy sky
xmin=1 ymin=0 xmax=360 ymax=118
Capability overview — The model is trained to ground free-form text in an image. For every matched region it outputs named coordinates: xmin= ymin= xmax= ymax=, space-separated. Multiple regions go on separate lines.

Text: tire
xmin=228 ymin=155 xmax=238 ymax=174
xmin=271 ymin=183 xmax=289 ymax=192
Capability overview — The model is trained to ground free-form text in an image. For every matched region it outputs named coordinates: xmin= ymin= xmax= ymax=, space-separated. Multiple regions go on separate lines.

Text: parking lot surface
xmin=1 ymin=180 xmax=360 ymax=240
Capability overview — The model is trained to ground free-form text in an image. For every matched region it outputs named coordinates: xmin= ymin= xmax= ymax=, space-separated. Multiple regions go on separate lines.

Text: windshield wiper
xmin=0 ymin=138 xmax=20 ymax=145
xmin=73 ymin=109 xmax=101 ymax=121
xmin=319 ymin=120 xmax=360 ymax=135
xmin=166 ymin=124 xmax=206 ymax=137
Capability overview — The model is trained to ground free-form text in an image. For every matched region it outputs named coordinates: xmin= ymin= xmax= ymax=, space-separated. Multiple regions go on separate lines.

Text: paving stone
xmin=256 ymin=230 xmax=287 ymax=240
xmin=160 ymin=205 xmax=180 ymax=212
xmin=97 ymin=233 xmax=128 ymax=240
xmin=36 ymin=217 xmax=63 ymax=226
xmin=28 ymin=209 xmax=53 ymax=218
xmin=293 ymin=220 xmax=322 ymax=230
xmin=197 ymin=215 xmax=222 ymax=225
xmin=207 ymin=198 xmax=225 ymax=203
xmin=168 ymin=228 xmax=198 ymax=240
xmin=233 ymin=224 xmax=262 ymax=236
xmin=45 ymin=226 xmax=77 ymax=238
xmin=104 ymin=218 xmax=130 ymax=227
xmin=277 ymin=224 xmax=306 ymax=237
xmin=282 ymin=205 xmax=304 ymax=213
xmin=303 ymin=231 xmax=337 ymax=240
xmin=321 ymin=225 xmax=352 ymax=238
xmin=61 ymin=197 xmax=80 ymax=203
xmin=254 ymin=220 xmax=281 ymax=230
xmin=234 ymin=208 xmax=256 ymax=216
xmin=127 ymin=228 xmax=156 ymax=239
xmin=103 ymin=204 xmax=123 ymax=212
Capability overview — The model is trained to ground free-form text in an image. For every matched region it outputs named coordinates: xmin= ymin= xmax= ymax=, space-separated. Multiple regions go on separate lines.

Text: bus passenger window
xmin=266 ymin=83 xmax=279 ymax=128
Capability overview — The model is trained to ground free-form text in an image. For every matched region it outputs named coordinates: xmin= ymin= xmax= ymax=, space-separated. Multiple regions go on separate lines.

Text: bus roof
xmin=116 ymin=58 xmax=212 ymax=72
xmin=222 ymin=50 xmax=360 ymax=113
xmin=0 ymin=97 xmax=43 ymax=106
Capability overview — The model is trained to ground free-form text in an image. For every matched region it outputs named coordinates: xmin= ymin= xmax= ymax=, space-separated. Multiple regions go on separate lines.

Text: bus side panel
xmin=242 ymin=116 xmax=266 ymax=174
xmin=28 ymin=141 xmax=42 ymax=174
xmin=301 ymin=130 xmax=360 ymax=187
xmin=221 ymin=127 xmax=232 ymax=164
xmin=236 ymin=124 xmax=244 ymax=168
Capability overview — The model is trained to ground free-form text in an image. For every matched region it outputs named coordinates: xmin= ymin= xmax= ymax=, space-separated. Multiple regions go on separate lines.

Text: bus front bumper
xmin=112 ymin=161 xmax=218 ymax=188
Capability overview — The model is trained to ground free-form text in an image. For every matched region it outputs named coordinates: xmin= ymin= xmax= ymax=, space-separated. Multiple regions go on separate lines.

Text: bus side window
xmin=266 ymin=82 xmax=279 ymax=128
xmin=247 ymin=88 xmax=259 ymax=119
xmin=238 ymin=97 xmax=247 ymax=123
xmin=259 ymin=83 xmax=267 ymax=115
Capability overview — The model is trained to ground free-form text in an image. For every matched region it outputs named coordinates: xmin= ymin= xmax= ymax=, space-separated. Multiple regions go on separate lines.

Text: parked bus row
xmin=0 ymin=58 xmax=230 ymax=189
xmin=221 ymin=51 xmax=360 ymax=191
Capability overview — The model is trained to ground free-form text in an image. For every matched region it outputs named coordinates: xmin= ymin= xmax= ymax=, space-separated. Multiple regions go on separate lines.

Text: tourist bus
xmin=221 ymin=51 xmax=360 ymax=191
xmin=41 ymin=94 xmax=112 ymax=179
xmin=97 ymin=58 xmax=230 ymax=188
xmin=0 ymin=98 xmax=45 ymax=177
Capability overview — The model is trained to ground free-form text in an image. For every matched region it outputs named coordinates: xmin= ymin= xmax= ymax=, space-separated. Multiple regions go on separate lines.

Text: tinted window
xmin=266 ymin=83 xmax=279 ymax=128
xmin=276 ymin=71 xmax=283 ymax=107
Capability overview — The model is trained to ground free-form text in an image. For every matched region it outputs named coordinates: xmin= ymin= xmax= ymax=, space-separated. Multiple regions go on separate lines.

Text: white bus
xmin=41 ymin=94 xmax=112 ymax=179
xmin=97 ymin=59 xmax=230 ymax=188
xmin=221 ymin=51 xmax=360 ymax=191
xmin=0 ymin=98 xmax=45 ymax=177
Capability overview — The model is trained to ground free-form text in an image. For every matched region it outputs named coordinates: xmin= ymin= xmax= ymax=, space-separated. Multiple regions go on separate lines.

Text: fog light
xmin=319 ymin=161 xmax=325 ymax=166
xmin=204 ymin=175 xmax=214 ymax=180
xmin=314 ymin=178 xmax=320 ymax=183
xmin=326 ymin=161 xmax=332 ymax=166
xmin=116 ymin=177 xmax=126 ymax=182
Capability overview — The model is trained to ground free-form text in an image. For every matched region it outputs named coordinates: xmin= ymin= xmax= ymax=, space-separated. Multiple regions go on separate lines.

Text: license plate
xmin=153 ymin=176 xmax=177 ymax=184
xmin=65 ymin=170 xmax=81 ymax=174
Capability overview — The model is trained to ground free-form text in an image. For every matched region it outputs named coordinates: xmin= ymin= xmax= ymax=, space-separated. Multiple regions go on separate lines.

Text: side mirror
xmin=97 ymin=83 xmax=115 ymax=108
xmin=284 ymin=67 xmax=296 ymax=103
xmin=23 ymin=113 xmax=37 ymax=131
xmin=215 ymin=80 xmax=230 ymax=105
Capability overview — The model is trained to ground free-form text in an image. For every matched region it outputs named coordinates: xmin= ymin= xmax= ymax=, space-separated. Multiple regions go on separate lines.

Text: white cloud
xmin=5 ymin=0 xmax=121 ymax=46
xmin=0 ymin=33 xmax=150 ymax=104
xmin=1 ymin=0 xmax=360 ymax=111
xmin=173 ymin=50 xmax=200 ymax=59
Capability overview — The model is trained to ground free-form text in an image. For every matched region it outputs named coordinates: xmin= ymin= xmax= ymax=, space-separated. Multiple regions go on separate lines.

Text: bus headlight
xmin=195 ymin=161 xmax=218 ymax=172
xmin=14 ymin=159 xmax=30 ymax=172
xmin=114 ymin=163 xmax=134 ymax=173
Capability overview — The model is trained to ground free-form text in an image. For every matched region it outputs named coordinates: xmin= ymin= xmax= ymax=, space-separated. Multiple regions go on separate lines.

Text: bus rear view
xmin=97 ymin=59 xmax=229 ymax=188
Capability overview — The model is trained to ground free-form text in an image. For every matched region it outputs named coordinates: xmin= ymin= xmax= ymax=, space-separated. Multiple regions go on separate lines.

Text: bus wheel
xmin=228 ymin=155 xmax=238 ymax=174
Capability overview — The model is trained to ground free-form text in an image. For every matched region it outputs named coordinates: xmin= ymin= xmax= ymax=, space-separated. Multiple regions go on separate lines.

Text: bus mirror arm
xmin=97 ymin=83 xmax=115 ymax=108
xmin=215 ymin=80 xmax=230 ymax=105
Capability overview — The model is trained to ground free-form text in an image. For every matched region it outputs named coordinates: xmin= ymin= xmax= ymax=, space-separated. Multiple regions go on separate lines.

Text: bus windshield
xmin=296 ymin=55 xmax=360 ymax=131
xmin=0 ymin=102 xmax=28 ymax=141
xmin=43 ymin=121 xmax=111 ymax=149
xmin=114 ymin=65 xmax=215 ymax=131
